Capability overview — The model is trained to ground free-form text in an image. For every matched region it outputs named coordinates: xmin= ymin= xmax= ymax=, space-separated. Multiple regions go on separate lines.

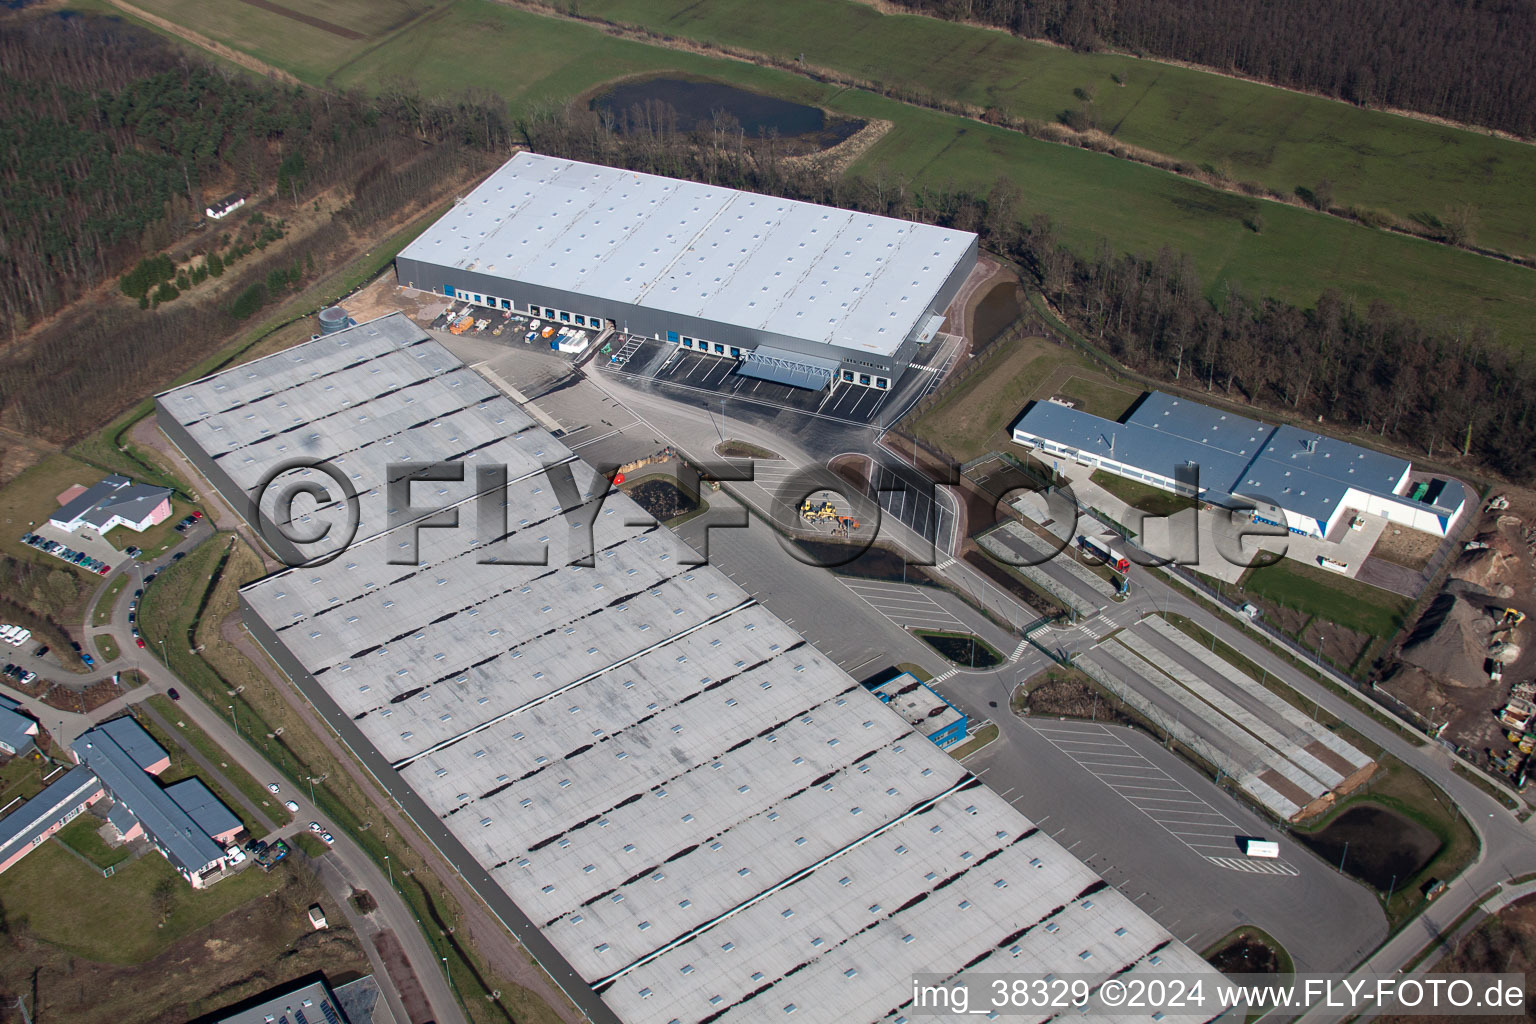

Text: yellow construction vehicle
xmin=799 ymin=500 xmax=838 ymax=522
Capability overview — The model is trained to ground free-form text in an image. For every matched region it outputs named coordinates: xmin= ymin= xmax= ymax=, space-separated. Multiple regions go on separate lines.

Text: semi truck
xmin=1077 ymin=535 xmax=1130 ymax=574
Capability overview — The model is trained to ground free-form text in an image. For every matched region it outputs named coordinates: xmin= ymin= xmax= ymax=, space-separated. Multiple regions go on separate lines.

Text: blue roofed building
xmin=0 ymin=698 xmax=38 ymax=756
xmin=49 ymin=474 xmax=172 ymax=536
xmin=73 ymin=718 xmax=237 ymax=888
xmin=0 ymin=765 xmax=104 ymax=876
xmin=1012 ymin=391 xmax=1464 ymax=539
xmin=864 ymin=672 xmax=969 ymax=749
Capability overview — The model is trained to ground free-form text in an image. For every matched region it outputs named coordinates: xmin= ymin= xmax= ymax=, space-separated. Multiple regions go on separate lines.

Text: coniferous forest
xmin=883 ymin=0 xmax=1536 ymax=137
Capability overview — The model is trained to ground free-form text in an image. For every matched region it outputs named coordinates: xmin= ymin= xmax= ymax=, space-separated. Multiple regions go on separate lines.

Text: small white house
xmin=206 ymin=193 xmax=246 ymax=220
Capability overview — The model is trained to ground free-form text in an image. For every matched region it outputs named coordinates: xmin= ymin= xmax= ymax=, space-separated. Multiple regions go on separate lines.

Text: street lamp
xmin=227 ymin=703 xmax=237 ymax=733
xmin=385 ymin=854 xmax=394 ymax=889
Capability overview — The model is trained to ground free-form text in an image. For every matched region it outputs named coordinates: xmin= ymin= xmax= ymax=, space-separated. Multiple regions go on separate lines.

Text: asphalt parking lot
xmin=1028 ymin=719 xmax=1301 ymax=875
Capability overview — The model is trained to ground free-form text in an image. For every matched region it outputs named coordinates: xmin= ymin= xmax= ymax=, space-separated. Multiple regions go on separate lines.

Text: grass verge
xmin=947 ymin=722 xmax=998 ymax=761
xmin=1240 ymin=557 xmax=1411 ymax=638
xmin=94 ymin=634 xmax=121 ymax=662
xmin=91 ymin=574 xmax=130 ymax=626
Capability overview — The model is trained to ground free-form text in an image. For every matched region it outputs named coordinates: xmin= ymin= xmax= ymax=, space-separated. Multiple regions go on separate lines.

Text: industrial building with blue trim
xmin=1012 ymin=391 xmax=1465 ymax=539
xmin=393 ymin=152 xmax=977 ymax=393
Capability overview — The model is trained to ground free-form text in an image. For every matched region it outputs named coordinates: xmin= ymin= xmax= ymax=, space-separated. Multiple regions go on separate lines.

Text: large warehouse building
xmin=394 ymin=152 xmax=978 ymax=393
xmin=157 ymin=315 xmax=1224 ymax=1024
xmin=1012 ymin=391 xmax=1465 ymax=539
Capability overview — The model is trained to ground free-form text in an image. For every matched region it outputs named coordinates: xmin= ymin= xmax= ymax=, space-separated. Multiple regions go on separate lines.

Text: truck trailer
xmin=1243 ymin=838 xmax=1280 ymax=859
xmin=1077 ymin=535 xmax=1131 ymax=574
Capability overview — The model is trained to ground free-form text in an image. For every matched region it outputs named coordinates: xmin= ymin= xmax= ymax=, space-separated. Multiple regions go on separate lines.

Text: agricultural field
xmin=98 ymin=0 xmax=1536 ymax=346
xmin=568 ymin=0 xmax=1536 ymax=259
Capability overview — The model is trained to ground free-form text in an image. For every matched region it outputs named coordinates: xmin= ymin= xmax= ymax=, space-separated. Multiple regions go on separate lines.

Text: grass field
xmin=946 ymin=722 xmax=998 ymax=761
xmin=55 ymin=813 xmax=133 ymax=869
xmin=1240 ymin=557 xmax=1411 ymax=637
xmin=1054 ymin=375 xmax=1142 ymax=420
xmin=0 ymin=837 xmax=289 ymax=963
xmin=567 ymin=0 xmax=1536 ymax=260
xmin=104 ymin=0 xmax=1536 ymax=347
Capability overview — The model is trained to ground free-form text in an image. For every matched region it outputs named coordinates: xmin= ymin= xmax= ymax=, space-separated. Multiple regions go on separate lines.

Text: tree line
xmin=0 ymin=13 xmax=501 ymax=442
xmin=0 ymin=13 xmax=509 ymax=339
xmin=883 ymin=0 xmax=1536 ymax=138
xmin=519 ymin=103 xmax=1536 ymax=480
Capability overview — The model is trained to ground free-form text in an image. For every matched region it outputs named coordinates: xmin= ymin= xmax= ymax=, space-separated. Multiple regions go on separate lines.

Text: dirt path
xmin=216 ymin=608 xmax=586 ymax=1024
xmin=100 ymin=0 xmax=301 ymax=85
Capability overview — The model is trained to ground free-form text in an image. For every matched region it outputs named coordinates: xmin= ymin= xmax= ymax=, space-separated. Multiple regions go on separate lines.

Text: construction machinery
xmin=800 ymin=500 xmax=838 ymax=522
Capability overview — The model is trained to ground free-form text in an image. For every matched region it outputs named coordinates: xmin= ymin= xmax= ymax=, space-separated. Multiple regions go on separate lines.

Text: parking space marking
xmin=841 ymin=579 xmax=968 ymax=631
xmin=1028 ymin=720 xmax=1300 ymax=876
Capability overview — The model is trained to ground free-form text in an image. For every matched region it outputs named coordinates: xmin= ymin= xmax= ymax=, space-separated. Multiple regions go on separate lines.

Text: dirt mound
xmin=1453 ymin=528 xmax=1523 ymax=591
xmin=1400 ymin=591 xmax=1495 ymax=684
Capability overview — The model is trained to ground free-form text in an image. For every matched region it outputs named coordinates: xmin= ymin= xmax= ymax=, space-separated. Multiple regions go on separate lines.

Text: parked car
xmin=267 ymin=782 xmax=281 ymax=794
xmin=308 ymin=821 xmax=322 ymax=833
xmin=191 ymin=511 xmax=203 ymax=520
xmin=133 ymin=589 xmax=143 ymax=598
xmin=319 ymin=832 xmax=334 ymax=846
xmin=136 ymin=638 xmax=146 ymax=649
xmin=171 ymin=552 xmax=185 ymax=562
xmin=167 ymin=687 xmax=178 ymax=700
xmin=283 ymin=800 xmax=299 ymax=813
xmin=81 ymin=653 xmax=94 ymax=668
xmin=32 ymin=645 xmax=48 ymax=658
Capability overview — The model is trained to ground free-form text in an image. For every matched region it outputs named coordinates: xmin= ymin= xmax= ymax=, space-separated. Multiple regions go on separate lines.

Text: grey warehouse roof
xmin=163 ymin=317 xmax=1222 ymax=1024
xmin=397 ymin=152 xmax=976 ymax=358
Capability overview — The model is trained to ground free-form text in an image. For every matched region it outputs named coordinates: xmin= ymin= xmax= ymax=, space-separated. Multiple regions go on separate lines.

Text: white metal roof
xmin=164 ymin=317 xmax=1222 ymax=1024
xmin=397 ymin=153 xmax=976 ymax=357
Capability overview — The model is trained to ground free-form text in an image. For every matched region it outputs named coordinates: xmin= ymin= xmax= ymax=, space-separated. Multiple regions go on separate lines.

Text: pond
xmin=591 ymin=76 xmax=863 ymax=148
xmin=1293 ymin=804 xmax=1440 ymax=891
xmin=972 ymin=279 xmax=1024 ymax=349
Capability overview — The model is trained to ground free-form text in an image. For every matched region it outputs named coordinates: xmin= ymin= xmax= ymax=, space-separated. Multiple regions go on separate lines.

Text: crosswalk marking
xmin=934 ymin=557 xmax=956 ymax=571
xmin=1204 ymin=856 xmax=1301 ymax=876
xmin=930 ymin=668 xmax=958 ymax=684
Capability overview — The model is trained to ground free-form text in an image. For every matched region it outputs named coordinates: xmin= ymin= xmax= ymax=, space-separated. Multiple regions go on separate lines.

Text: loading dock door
xmin=735 ymin=346 xmax=841 ymax=391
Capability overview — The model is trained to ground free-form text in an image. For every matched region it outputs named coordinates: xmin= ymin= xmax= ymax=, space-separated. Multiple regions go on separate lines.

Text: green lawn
xmin=55 ymin=813 xmax=132 ymax=869
xmin=562 ymin=0 xmax=1536 ymax=261
xmin=1240 ymin=558 xmax=1411 ymax=636
xmin=100 ymin=0 xmax=1536 ymax=347
xmin=94 ymin=633 xmax=121 ymax=663
xmin=0 ymin=838 xmax=288 ymax=963
xmin=1089 ymin=471 xmax=1196 ymax=517
xmin=1055 ymin=376 xmax=1142 ymax=421
xmin=0 ymin=754 xmax=55 ymax=808
xmin=91 ymin=574 xmax=130 ymax=626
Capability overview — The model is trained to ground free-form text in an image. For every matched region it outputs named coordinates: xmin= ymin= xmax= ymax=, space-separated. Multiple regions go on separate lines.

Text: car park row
xmin=19 ymin=532 xmax=110 ymax=575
